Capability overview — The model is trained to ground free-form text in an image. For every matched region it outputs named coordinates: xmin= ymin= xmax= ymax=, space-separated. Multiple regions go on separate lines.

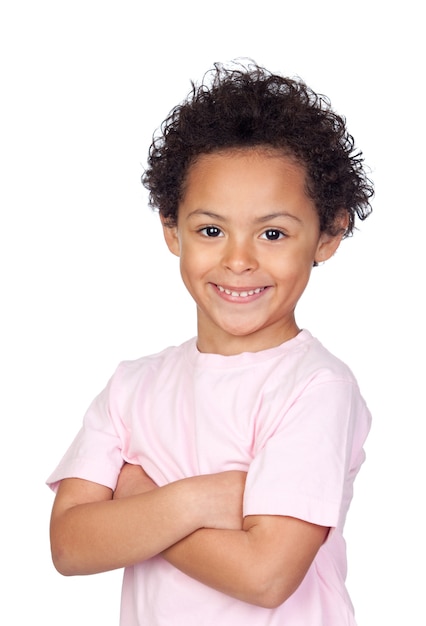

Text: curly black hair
xmin=142 ymin=61 xmax=373 ymax=236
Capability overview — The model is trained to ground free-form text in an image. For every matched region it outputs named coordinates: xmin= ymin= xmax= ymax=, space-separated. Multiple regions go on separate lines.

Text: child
xmin=47 ymin=61 xmax=373 ymax=625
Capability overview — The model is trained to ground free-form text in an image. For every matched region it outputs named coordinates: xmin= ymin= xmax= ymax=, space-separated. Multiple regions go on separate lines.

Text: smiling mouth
xmin=216 ymin=285 xmax=267 ymax=298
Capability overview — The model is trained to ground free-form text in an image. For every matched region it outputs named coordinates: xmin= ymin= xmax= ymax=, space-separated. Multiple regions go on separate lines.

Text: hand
xmin=113 ymin=463 xmax=157 ymax=500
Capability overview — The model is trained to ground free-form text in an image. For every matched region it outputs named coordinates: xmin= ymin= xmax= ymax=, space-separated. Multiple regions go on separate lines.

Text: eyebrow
xmin=186 ymin=209 xmax=302 ymax=223
xmin=256 ymin=212 xmax=302 ymax=224
xmin=186 ymin=210 xmax=225 ymax=221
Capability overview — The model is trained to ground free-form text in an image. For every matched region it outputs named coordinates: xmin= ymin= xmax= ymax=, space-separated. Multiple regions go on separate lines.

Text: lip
xmin=212 ymin=283 xmax=270 ymax=301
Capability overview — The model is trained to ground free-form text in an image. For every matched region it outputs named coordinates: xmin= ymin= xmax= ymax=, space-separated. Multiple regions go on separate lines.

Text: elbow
xmin=51 ymin=555 xmax=74 ymax=577
xmin=50 ymin=524 xmax=83 ymax=576
xmin=50 ymin=540 xmax=78 ymax=577
xmin=245 ymin=573 xmax=301 ymax=609
xmin=52 ymin=562 xmax=75 ymax=577
xmin=250 ymin=588 xmax=292 ymax=610
xmin=50 ymin=524 xmax=113 ymax=577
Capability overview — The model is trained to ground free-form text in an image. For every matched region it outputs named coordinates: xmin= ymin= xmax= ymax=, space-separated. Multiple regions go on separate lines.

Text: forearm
xmin=163 ymin=515 xmax=328 ymax=608
xmin=51 ymin=478 xmax=206 ymax=576
xmin=163 ymin=527 xmax=262 ymax=603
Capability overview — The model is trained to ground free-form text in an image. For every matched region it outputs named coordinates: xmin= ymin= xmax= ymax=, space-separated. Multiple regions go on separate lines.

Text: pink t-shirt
xmin=47 ymin=330 xmax=371 ymax=625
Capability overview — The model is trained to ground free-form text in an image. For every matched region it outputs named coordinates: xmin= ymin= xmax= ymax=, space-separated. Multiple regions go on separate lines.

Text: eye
xmin=199 ymin=226 xmax=223 ymax=237
xmin=261 ymin=229 xmax=285 ymax=241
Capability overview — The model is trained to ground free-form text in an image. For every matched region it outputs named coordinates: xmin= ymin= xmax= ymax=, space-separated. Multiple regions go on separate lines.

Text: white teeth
xmin=217 ymin=285 xmax=264 ymax=298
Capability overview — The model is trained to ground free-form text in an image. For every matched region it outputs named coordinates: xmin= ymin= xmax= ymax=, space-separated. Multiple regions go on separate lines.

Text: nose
xmin=222 ymin=236 xmax=258 ymax=274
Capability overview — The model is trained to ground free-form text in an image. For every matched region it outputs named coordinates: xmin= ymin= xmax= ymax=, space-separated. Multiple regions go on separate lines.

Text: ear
xmin=314 ymin=210 xmax=349 ymax=264
xmin=161 ymin=217 xmax=181 ymax=257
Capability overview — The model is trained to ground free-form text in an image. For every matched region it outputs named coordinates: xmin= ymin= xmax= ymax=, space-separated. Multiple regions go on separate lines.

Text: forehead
xmin=181 ymin=148 xmax=312 ymax=213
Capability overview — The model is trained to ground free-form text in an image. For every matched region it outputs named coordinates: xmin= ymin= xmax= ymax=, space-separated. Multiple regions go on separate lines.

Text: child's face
xmin=163 ymin=149 xmax=343 ymax=355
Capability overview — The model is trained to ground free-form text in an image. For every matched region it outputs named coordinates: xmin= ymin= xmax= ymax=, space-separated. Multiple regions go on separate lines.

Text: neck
xmin=196 ymin=320 xmax=301 ymax=356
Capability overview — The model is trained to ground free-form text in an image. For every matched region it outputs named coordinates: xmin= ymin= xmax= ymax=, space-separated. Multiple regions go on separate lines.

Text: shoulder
xmin=105 ymin=338 xmax=196 ymax=395
xmin=274 ymin=330 xmax=359 ymax=389
xmin=117 ymin=338 xmax=195 ymax=375
xmin=268 ymin=331 xmax=371 ymax=428
xmin=286 ymin=332 xmax=371 ymax=435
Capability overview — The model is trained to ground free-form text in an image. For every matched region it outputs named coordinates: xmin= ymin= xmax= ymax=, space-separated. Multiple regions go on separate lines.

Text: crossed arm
xmin=50 ymin=464 xmax=328 ymax=608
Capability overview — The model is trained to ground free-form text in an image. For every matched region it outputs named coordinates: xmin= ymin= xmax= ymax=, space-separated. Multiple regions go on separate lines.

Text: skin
xmin=163 ymin=149 xmax=346 ymax=355
xmin=50 ymin=148 xmax=347 ymax=608
xmin=50 ymin=471 xmax=246 ymax=575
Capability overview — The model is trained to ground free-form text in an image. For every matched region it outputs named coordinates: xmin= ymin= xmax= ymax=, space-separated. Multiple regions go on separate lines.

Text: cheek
xmin=180 ymin=243 xmax=212 ymax=271
xmin=178 ymin=252 xmax=202 ymax=287
xmin=277 ymin=255 xmax=313 ymax=291
xmin=277 ymin=245 xmax=313 ymax=272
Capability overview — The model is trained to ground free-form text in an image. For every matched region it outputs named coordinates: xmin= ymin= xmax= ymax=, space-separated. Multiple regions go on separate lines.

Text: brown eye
xmin=262 ymin=229 xmax=284 ymax=240
xmin=200 ymin=226 xmax=222 ymax=237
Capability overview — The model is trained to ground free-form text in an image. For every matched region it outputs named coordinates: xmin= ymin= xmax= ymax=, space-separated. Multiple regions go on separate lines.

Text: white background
xmin=1 ymin=1 xmax=424 ymax=624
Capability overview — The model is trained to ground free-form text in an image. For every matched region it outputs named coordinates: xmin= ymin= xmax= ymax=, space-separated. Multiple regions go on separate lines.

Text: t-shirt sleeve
xmin=46 ymin=373 xmax=125 ymax=493
xmin=243 ymin=378 xmax=371 ymax=528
